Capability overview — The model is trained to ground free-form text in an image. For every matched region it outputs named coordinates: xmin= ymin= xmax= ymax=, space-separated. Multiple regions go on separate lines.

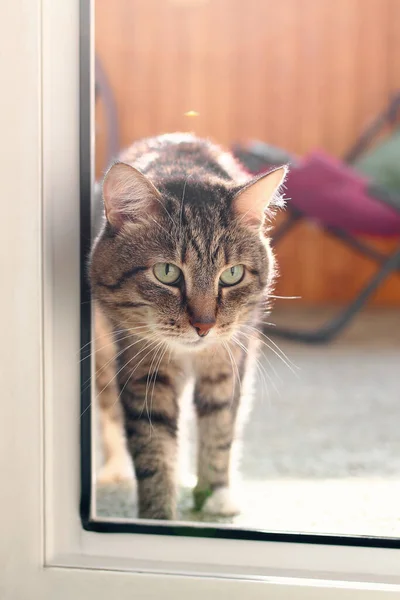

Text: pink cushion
xmin=285 ymin=151 xmax=400 ymax=236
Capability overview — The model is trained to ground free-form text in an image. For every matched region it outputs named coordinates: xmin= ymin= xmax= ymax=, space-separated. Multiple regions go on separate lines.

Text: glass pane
xmin=84 ymin=0 xmax=400 ymax=540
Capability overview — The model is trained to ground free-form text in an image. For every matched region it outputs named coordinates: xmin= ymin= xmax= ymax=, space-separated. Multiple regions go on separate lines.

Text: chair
xmin=233 ymin=93 xmax=400 ymax=343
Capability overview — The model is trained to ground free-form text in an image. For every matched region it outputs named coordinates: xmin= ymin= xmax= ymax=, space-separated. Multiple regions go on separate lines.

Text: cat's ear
xmin=233 ymin=166 xmax=288 ymax=228
xmin=102 ymin=162 xmax=162 ymax=229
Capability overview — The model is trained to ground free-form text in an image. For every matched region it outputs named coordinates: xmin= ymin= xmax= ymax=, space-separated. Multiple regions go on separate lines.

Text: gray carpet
xmin=95 ymin=308 xmax=400 ymax=537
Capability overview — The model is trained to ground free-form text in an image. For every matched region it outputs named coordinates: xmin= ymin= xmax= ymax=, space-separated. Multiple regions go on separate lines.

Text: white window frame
xmin=2 ymin=0 xmax=400 ymax=597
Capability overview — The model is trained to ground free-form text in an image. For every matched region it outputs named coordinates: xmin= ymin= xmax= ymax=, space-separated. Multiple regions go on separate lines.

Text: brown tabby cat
xmin=90 ymin=133 xmax=286 ymax=520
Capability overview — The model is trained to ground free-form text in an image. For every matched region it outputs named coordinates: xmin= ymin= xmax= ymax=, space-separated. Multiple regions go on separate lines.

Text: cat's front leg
xmin=193 ymin=345 xmax=246 ymax=516
xmin=119 ymin=351 xmax=183 ymax=520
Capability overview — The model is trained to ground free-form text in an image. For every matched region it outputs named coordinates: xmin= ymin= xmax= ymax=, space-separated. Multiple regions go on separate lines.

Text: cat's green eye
xmin=153 ymin=262 xmax=182 ymax=285
xmin=219 ymin=264 xmax=245 ymax=286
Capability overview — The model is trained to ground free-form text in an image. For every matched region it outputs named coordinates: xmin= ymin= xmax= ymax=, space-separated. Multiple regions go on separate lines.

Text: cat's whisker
xmin=222 ymin=341 xmax=236 ymax=408
xmin=79 ymin=328 xmax=129 ymax=354
xmin=143 ymin=342 xmax=163 ymax=415
xmin=241 ymin=323 xmax=295 ymax=364
xmin=141 ymin=340 xmax=165 ymax=430
xmin=105 ymin=341 xmax=163 ymax=440
xmin=232 ymin=335 xmax=267 ymax=389
xmin=250 ymin=335 xmax=297 ymax=378
xmin=231 ymin=335 xmax=266 ymax=398
xmin=232 ymin=335 xmax=277 ymax=400
xmin=148 ymin=343 xmax=168 ymax=438
xmin=229 ymin=343 xmax=241 ymax=391
xmin=236 ymin=318 xmax=276 ymax=329
xmin=235 ymin=331 xmax=281 ymax=391
xmin=81 ymin=331 xmax=158 ymax=393
xmin=225 ymin=341 xmax=242 ymax=408
xmin=240 ymin=325 xmax=299 ymax=377
xmin=267 ymin=294 xmax=301 ymax=300
xmin=238 ymin=329 xmax=282 ymax=382
xmin=80 ymin=326 xmax=151 ymax=364
xmin=105 ymin=339 xmax=165 ymax=420
xmin=146 ymin=344 xmax=163 ymax=424
xmin=80 ymin=337 xmax=161 ymax=418
xmin=257 ymin=328 xmax=299 ymax=371
xmin=79 ymin=325 xmax=149 ymax=355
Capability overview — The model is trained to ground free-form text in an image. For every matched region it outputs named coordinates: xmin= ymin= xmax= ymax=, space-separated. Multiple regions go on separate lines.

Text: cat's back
xmin=119 ymin=133 xmax=248 ymax=184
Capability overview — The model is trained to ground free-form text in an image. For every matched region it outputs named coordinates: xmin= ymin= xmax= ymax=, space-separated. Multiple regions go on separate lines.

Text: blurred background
xmin=95 ymin=0 xmax=400 ymax=308
xmin=94 ymin=0 xmax=400 ymax=535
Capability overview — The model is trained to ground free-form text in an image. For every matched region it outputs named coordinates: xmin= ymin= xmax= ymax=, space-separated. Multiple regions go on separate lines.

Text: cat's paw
xmin=202 ymin=487 xmax=240 ymax=517
xmin=97 ymin=458 xmax=134 ymax=486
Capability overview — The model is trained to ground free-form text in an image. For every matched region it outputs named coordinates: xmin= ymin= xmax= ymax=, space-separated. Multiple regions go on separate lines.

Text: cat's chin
xmin=164 ymin=335 xmax=231 ymax=354
xmin=166 ymin=337 xmax=207 ymax=352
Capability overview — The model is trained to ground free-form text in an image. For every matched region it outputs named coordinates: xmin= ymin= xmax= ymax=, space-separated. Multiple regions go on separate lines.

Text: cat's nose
xmin=190 ymin=319 xmax=215 ymax=337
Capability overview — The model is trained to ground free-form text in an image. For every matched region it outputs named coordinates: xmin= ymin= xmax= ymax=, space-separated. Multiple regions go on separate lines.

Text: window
xmin=2 ymin=0 xmax=400 ymax=597
xmin=88 ymin=0 xmax=400 ymax=543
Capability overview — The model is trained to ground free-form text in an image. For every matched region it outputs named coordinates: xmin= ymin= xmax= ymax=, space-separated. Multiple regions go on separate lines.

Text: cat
xmin=90 ymin=133 xmax=286 ymax=519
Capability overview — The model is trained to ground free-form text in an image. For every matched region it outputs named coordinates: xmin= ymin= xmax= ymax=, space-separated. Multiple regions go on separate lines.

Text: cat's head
xmin=90 ymin=162 xmax=286 ymax=351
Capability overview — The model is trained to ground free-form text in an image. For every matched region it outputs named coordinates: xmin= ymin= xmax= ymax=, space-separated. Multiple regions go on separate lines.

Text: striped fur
xmin=90 ymin=133 xmax=285 ymax=519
